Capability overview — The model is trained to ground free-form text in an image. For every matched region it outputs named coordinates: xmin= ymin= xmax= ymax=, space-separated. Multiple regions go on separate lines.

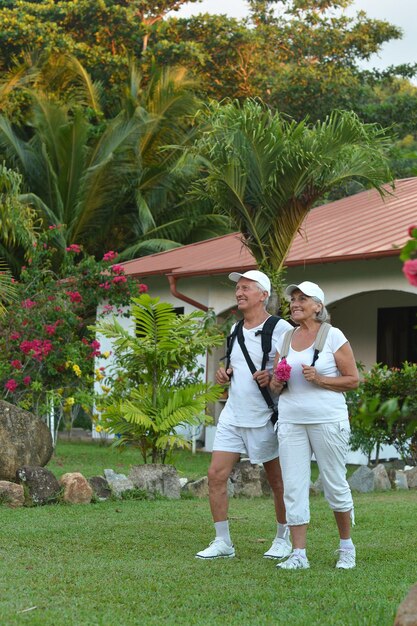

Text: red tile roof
xmin=122 ymin=178 xmax=417 ymax=278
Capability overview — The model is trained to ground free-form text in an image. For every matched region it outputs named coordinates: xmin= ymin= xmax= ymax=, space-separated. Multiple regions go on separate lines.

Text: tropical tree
xmin=190 ymin=99 xmax=393 ymax=309
xmin=93 ymin=294 xmax=224 ymax=463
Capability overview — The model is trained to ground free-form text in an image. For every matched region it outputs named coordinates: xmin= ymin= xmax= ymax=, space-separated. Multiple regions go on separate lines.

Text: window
xmin=377 ymin=307 xmax=417 ymax=367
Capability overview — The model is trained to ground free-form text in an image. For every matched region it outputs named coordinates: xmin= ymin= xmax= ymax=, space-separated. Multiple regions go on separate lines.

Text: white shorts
xmin=213 ymin=419 xmax=279 ymax=464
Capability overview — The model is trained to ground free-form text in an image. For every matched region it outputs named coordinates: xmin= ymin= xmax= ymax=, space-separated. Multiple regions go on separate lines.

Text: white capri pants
xmin=278 ymin=420 xmax=354 ymax=526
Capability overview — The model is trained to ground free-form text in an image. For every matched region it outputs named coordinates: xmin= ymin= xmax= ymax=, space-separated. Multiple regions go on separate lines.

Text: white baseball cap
xmin=285 ymin=281 xmax=325 ymax=304
xmin=229 ymin=270 xmax=271 ymax=295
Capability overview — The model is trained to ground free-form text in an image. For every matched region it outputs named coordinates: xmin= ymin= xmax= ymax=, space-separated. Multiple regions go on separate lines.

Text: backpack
xmin=225 ymin=316 xmax=281 ymax=425
xmin=279 ymin=322 xmax=332 ymax=366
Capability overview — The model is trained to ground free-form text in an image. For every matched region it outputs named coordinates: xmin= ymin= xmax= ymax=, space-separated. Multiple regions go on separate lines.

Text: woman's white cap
xmin=229 ymin=270 xmax=271 ymax=295
xmin=285 ymin=281 xmax=325 ymax=304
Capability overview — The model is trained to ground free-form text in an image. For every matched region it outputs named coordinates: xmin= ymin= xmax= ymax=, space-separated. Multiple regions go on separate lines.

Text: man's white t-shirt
xmin=276 ymin=326 xmax=350 ymax=424
xmin=219 ymin=317 xmax=293 ymax=428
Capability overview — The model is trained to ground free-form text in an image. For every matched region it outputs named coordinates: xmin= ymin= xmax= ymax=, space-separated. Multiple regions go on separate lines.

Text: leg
xmin=334 ymin=511 xmax=351 ymax=540
xmin=208 ymin=450 xmax=240 ymax=521
xmin=263 ymin=457 xmax=286 ymax=524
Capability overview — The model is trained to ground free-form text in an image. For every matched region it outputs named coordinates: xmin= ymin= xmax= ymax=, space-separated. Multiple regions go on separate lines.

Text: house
xmin=100 ymin=178 xmax=417 ymax=461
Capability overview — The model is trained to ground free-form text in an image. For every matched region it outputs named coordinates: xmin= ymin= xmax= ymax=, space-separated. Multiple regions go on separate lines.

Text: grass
xmin=1 ymin=441 xmax=416 ymax=625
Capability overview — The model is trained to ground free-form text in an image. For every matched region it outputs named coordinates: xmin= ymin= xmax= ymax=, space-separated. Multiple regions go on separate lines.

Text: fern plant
xmin=93 ymin=294 xmax=224 ymax=463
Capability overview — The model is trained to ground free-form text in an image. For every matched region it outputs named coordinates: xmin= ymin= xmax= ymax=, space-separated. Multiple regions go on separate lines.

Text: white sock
xmin=293 ymin=548 xmax=307 ymax=559
xmin=276 ymin=523 xmax=289 ymax=540
xmin=214 ymin=521 xmax=232 ymax=545
xmin=340 ymin=538 xmax=355 ymax=550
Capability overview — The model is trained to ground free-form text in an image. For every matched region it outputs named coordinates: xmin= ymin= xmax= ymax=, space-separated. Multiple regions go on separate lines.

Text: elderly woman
xmin=270 ymin=281 xmax=359 ymax=571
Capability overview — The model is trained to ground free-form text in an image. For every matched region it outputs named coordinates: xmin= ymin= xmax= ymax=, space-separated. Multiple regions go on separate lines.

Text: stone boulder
xmin=0 ymin=400 xmax=53 ymax=481
xmin=104 ymin=469 xmax=134 ymax=497
xmin=0 ymin=480 xmax=25 ymax=507
xmin=372 ymin=464 xmax=391 ymax=491
xmin=128 ymin=464 xmax=181 ymax=499
xmin=16 ymin=466 xmax=60 ymax=505
xmin=388 ymin=469 xmax=409 ymax=490
xmin=59 ymin=472 xmax=93 ymax=504
xmin=230 ymin=460 xmax=263 ymax=497
xmin=394 ymin=582 xmax=417 ymax=626
xmin=405 ymin=466 xmax=417 ymax=489
xmin=88 ymin=476 xmax=112 ymax=500
xmin=348 ymin=465 xmax=375 ymax=493
xmin=183 ymin=476 xmax=209 ymax=498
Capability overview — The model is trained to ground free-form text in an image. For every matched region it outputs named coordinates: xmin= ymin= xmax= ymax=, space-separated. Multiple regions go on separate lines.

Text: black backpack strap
xmin=224 ymin=320 xmax=243 ymax=378
xmin=258 ymin=315 xmax=281 ymax=370
xmin=236 ymin=323 xmax=278 ymax=425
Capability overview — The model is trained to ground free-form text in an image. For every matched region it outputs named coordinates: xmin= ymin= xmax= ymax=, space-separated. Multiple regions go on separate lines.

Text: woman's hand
xmin=302 ymin=364 xmax=321 ymax=385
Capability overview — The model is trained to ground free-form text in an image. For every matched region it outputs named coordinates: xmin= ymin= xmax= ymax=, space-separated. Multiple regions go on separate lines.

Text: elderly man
xmin=196 ymin=270 xmax=293 ymax=560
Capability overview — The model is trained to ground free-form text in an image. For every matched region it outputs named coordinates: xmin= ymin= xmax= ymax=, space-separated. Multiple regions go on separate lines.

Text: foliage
xmin=0 ymin=227 xmax=145 ymax=437
xmin=400 ymin=224 xmax=417 ymax=287
xmin=93 ymin=293 xmax=224 ymax=463
xmin=190 ymin=99 xmax=393 ymax=308
xmin=347 ymin=362 xmax=417 ymax=465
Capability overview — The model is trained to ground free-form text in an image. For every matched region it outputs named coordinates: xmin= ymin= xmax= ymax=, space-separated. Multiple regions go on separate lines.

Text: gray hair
xmin=254 ymin=281 xmax=270 ymax=308
xmin=311 ymin=296 xmax=329 ymax=322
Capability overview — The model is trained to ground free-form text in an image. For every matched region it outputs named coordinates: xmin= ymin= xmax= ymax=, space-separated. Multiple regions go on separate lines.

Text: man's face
xmin=235 ymin=278 xmax=267 ymax=312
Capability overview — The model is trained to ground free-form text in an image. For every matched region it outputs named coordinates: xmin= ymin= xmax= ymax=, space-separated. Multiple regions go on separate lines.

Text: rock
xmin=348 ymin=465 xmax=375 ymax=493
xmin=183 ymin=476 xmax=209 ymax=498
xmin=230 ymin=460 xmax=263 ymax=497
xmin=128 ymin=464 xmax=181 ymax=499
xmin=103 ymin=469 xmax=134 ymax=497
xmin=88 ymin=476 xmax=112 ymax=500
xmin=405 ymin=466 xmax=417 ymax=489
xmin=179 ymin=477 xmax=188 ymax=488
xmin=392 ymin=470 xmax=409 ymax=490
xmin=0 ymin=400 xmax=53 ymax=481
xmin=16 ymin=465 xmax=60 ymax=505
xmin=394 ymin=582 xmax=417 ymax=626
xmin=372 ymin=464 xmax=391 ymax=491
xmin=0 ymin=480 xmax=25 ymax=507
xmin=59 ymin=472 xmax=93 ymax=504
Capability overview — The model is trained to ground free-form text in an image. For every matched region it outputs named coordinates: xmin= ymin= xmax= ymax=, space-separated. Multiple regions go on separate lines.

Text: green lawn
xmin=1 ymin=442 xmax=416 ymax=625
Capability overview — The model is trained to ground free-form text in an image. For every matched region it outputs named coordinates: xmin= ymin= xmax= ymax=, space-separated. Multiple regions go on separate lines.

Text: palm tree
xmin=0 ymin=56 xmax=229 ymax=262
xmin=191 ymin=99 xmax=393 ymax=309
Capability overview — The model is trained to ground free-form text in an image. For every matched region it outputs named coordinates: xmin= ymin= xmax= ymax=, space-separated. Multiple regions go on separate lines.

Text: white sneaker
xmin=263 ymin=536 xmax=292 ymax=559
xmin=195 ymin=538 xmax=235 ymax=559
xmin=276 ymin=551 xmax=310 ymax=570
xmin=335 ymin=547 xmax=356 ymax=569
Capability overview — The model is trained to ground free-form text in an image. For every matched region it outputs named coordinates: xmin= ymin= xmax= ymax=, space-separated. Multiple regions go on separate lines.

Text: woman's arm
xmin=302 ymin=341 xmax=359 ymax=392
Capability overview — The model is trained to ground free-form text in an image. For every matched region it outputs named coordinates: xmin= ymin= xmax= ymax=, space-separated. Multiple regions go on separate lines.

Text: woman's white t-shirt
xmin=276 ymin=326 xmax=350 ymax=424
xmin=220 ymin=318 xmax=293 ymax=428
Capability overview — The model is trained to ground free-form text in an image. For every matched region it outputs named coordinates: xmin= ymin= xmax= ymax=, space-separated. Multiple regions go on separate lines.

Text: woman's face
xmin=289 ymin=289 xmax=322 ymax=323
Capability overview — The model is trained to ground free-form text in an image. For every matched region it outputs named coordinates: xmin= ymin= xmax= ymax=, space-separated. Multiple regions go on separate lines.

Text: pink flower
xmin=19 ymin=339 xmax=53 ymax=361
xmin=139 ymin=283 xmax=148 ymax=293
xmin=5 ymin=379 xmax=18 ymax=392
xmin=66 ymin=290 xmax=83 ymax=303
xmin=23 ymin=376 xmax=31 ymax=386
xmin=66 ymin=244 xmax=82 ymax=254
xmin=49 ymin=225 xmax=57 ymax=230
xmin=21 ymin=299 xmax=37 ymax=309
xmin=99 ymin=282 xmax=111 ymax=290
xmin=44 ymin=322 xmax=59 ymax=336
xmin=10 ymin=331 xmax=21 ymax=341
xmin=11 ymin=359 xmax=23 ymax=370
xmin=111 ymin=264 xmax=125 ymax=275
xmin=112 ymin=275 xmax=127 ymax=284
xmin=274 ymin=358 xmax=292 ymax=382
xmin=402 ymin=259 xmax=417 ymax=286
xmin=103 ymin=251 xmax=118 ymax=262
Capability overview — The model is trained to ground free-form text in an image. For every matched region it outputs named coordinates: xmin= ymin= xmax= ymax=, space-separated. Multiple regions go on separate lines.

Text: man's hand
xmin=216 ymin=367 xmax=233 ymax=385
xmin=253 ymin=369 xmax=271 ymax=388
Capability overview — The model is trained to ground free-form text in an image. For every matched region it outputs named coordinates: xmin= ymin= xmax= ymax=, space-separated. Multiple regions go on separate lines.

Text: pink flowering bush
xmin=274 ymin=357 xmax=292 ymax=382
xmin=0 ymin=227 xmax=146 ymax=433
xmin=400 ymin=225 xmax=417 ymax=286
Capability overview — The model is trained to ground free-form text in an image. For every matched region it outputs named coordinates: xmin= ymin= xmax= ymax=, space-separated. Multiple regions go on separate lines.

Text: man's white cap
xmin=285 ymin=281 xmax=325 ymax=304
xmin=229 ymin=270 xmax=271 ymax=295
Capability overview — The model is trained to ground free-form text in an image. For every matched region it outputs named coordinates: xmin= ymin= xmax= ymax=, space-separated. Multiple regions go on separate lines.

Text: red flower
xmin=21 ymin=299 xmax=37 ymax=309
xmin=5 ymin=379 xmax=18 ymax=392
xmin=66 ymin=244 xmax=82 ymax=254
xmin=103 ymin=251 xmax=118 ymax=262
xmin=111 ymin=264 xmax=125 ymax=275
xmin=11 ymin=359 xmax=23 ymax=369
xmin=402 ymin=259 xmax=417 ymax=286
xmin=274 ymin=358 xmax=292 ymax=382
xmin=139 ymin=283 xmax=148 ymax=293
xmin=10 ymin=331 xmax=21 ymax=340
xmin=99 ymin=282 xmax=111 ymax=290
xmin=66 ymin=290 xmax=83 ymax=303
xmin=112 ymin=275 xmax=127 ymax=284
xmin=23 ymin=376 xmax=31 ymax=386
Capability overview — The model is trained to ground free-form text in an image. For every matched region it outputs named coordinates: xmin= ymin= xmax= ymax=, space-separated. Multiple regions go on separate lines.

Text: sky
xmin=171 ymin=0 xmax=417 ymax=72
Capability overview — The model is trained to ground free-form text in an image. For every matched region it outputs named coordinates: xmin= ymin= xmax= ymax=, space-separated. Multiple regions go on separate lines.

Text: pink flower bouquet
xmin=274 ymin=357 xmax=292 ymax=382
